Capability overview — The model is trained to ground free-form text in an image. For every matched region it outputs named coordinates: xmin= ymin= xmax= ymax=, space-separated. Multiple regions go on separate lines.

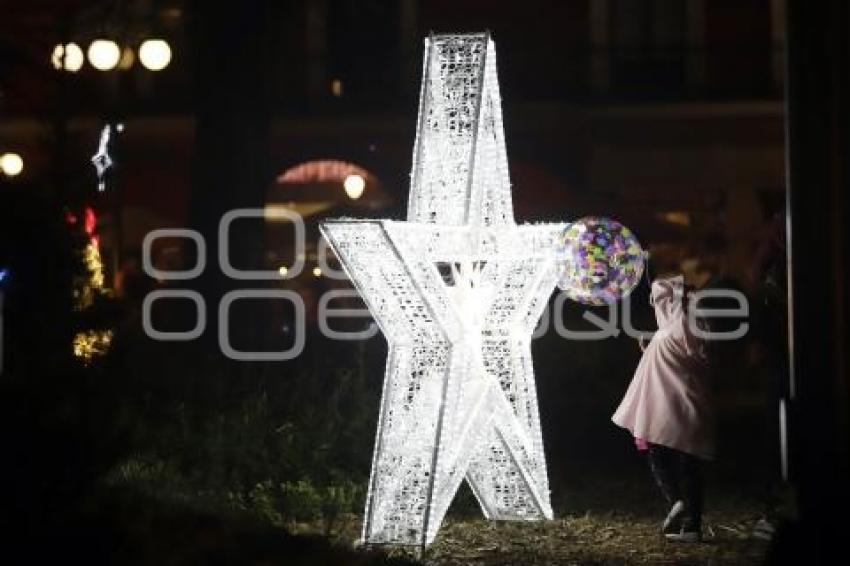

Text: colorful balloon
xmin=556 ymin=216 xmax=646 ymax=306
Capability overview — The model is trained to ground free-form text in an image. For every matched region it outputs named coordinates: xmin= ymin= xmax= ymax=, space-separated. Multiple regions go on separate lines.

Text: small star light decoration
xmin=321 ymin=33 xmax=644 ymax=548
xmin=91 ymin=123 xmax=123 ymax=192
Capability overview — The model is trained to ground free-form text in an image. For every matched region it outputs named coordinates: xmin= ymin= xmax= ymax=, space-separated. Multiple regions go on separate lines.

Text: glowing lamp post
xmin=51 ymin=43 xmax=85 ymax=72
xmin=138 ymin=39 xmax=172 ymax=71
xmin=343 ymin=174 xmax=366 ymax=200
xmin=52 ymin=38 xmax=171 ymax=73
xmin=87 ymin=39 xmax=121 ymax=71
xmin=0 ymin=153 xmax=23 ymax=177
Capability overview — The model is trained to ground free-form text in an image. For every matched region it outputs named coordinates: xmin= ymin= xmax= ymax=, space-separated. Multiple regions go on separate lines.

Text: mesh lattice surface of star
xmin=321 ymin=32 xmax=564 ymax=547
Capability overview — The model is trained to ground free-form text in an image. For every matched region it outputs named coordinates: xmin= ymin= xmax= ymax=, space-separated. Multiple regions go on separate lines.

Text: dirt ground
xmin=421 ymin=511 xmax=770 ymax=565
xmin=320 ymin=493 xmax=775 ymax=565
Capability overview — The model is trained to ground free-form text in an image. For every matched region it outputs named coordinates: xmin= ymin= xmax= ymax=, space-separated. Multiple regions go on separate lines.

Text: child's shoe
xmin=661 ymin=500 xmax=686 ymax=534
xmin=665 ymin=519 xmax=702 ymax=543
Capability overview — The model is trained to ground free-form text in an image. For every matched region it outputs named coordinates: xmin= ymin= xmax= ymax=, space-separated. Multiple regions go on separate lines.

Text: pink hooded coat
xmin=612 ymin=276 xmax=715 ymax=460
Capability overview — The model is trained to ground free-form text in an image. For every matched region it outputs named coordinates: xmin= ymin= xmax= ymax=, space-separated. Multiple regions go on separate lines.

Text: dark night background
xmin=0 ymin=1 xmax=847 ymax=564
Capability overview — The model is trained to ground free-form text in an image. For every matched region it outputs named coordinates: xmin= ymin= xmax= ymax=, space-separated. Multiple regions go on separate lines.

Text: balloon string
xmin=643 ymin=252 xmax=652 ymax=288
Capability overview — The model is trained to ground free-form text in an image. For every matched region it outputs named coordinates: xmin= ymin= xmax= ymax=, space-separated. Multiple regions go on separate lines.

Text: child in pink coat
xmin=612 ymin=274 xmax=714 ymax=542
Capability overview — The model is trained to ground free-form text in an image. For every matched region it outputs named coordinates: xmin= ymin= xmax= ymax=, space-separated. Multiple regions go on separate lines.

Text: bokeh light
xmin=51 ymin=43 xmax=84 ymax=72
xmin=343 ymin=173 xmax=365 ymax=200
xmin=87 ymin=39 xmax=121 ymax=71
xmin=139 ymin=39 xmax=172 ymax=71
xmin=0 ymin=152 xmax=24 ymax=177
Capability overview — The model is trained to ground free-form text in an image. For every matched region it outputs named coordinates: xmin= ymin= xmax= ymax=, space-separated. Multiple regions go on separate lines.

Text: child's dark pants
xmin=647 ymin=443 xmax=703 ymax=529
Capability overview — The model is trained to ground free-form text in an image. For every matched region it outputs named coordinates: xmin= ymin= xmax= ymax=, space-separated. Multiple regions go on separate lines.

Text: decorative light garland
xmin=72 ymin=329 xmax=113 ymax=363
xmin=72 ymin=206 xmax=113 ymax=363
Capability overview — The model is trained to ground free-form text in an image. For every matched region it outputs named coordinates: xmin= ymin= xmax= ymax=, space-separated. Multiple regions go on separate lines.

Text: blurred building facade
xmin=0 ymin=0 xmax=785 ymax=290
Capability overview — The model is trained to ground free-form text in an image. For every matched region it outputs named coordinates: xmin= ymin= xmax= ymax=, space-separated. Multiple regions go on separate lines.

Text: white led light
xmin=321 ymin=33 xmax=560 ymax=548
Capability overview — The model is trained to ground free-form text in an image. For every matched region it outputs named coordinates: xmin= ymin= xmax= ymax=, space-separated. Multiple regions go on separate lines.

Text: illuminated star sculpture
xmin=321 ymin=32 xmax=564 ymax=547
